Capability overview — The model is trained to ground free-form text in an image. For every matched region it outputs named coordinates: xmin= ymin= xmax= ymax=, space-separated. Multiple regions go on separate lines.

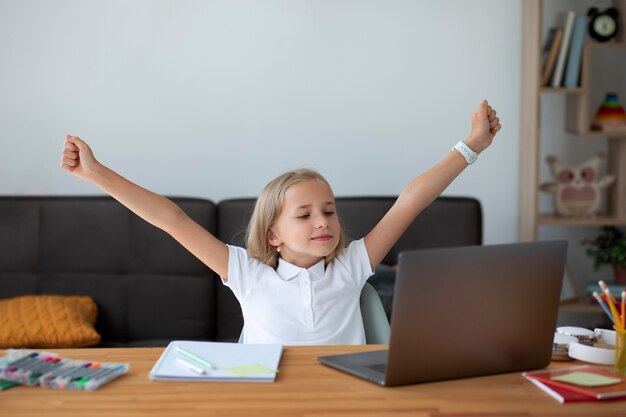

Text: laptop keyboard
xmin=366 ymin=363 xmax=386 ymax=374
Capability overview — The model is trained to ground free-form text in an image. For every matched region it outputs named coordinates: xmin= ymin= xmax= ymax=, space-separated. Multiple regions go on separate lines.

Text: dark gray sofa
xmin=0 ymin=196 xmax=481 ymax=347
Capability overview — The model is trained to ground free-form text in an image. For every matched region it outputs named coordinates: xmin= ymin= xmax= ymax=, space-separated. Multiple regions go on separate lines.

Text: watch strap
xmin=452 ymin=141 xmax=478 ymax=165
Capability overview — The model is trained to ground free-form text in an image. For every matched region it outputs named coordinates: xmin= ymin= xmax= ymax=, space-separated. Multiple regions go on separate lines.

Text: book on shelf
xmin=563 ymin=15 xmax=586 ymax=88
xmin=542 ymin=28 xmax=563 ymax=86
xmin=550 ymin=10 xmax=576 ymax=88
xmin=523 ymin=365 xmax=626 ymax=401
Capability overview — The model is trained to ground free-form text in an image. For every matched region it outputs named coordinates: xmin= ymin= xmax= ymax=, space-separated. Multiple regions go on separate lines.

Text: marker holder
xmin=615 ymin=326 xmax=626 ymax=375
xmin=0 ymin=349 xmax=129 ymax=391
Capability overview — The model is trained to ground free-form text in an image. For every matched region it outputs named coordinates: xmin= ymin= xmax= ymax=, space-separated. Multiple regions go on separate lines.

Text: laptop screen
xmin=385 ymin=240 xmax=567 ymax=386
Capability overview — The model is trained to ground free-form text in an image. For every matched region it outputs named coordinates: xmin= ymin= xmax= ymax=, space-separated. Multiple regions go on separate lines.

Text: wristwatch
xmin=452 ymin=141 xmax=478 ymax=165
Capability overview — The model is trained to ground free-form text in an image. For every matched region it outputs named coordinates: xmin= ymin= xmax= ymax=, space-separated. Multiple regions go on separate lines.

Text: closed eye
xmin=297 ymin=214 xmax=310 ymax=219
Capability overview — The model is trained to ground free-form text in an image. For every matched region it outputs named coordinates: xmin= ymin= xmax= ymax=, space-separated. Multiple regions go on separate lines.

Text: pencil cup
xmin=614 ymin=326 xmax=626 ymax=375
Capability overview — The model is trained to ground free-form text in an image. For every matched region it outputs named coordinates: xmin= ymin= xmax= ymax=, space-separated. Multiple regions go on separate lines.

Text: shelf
xmin=541 ymin=87 xmax=584 ymax=94
xmin=565 ymin=129 xmax=626 ymax=139
xmin=519 ymin=0 xmax=626 ymax=242
xmin=566 ymin=42 xmax=626 ymax=136
xmin=559 ymin=300 xmax=602 ymax=314
xmin=586 ymin=41 xmax=626 ymax=50
xmin=538 ymin=215 xmax=626 ymax=226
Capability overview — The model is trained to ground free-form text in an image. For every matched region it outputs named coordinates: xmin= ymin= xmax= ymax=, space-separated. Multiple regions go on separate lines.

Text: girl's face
xmin=268 ymin=179 xmax=340 ymax=269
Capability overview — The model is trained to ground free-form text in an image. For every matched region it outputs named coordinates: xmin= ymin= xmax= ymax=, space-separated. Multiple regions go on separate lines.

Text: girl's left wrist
xmin=464 ymin=136 xmax=484 ymax=154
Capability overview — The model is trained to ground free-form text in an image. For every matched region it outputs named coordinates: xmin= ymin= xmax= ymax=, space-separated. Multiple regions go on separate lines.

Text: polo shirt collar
xmin=276 ymin=257 xmax=326 ymax=281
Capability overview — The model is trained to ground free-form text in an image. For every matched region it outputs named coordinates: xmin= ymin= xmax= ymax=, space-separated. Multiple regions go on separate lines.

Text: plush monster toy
xmin=540 ymin=152 xmax=615 ymax=217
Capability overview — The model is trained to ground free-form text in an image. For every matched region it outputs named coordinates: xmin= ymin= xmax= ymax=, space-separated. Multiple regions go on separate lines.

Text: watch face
xmin=593 ymin=15 xmax=617 ymax=36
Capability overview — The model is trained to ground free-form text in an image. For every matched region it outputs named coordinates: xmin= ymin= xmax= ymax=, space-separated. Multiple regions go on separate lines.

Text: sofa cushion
xmin=0 ymin=294 xmax=100 ymax=348
xmin=32 ymin=273 xmax=216 ymax=346
xmin=127 ymin=274 xmax=214 ymax=342
xmin=0 ymin=202 xmax=40 ymax=272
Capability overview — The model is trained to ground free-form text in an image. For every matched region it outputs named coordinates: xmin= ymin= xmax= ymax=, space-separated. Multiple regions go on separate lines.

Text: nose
xmin=314 ymin=212 xmax=328 ymax=228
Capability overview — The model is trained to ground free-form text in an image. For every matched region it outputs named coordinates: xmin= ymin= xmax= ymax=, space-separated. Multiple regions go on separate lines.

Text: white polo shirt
xmin=222 ymin=238 xmax=374 ymax=345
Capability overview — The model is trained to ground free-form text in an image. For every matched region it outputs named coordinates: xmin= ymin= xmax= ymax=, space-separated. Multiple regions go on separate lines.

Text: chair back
xmin=361 ymin=282 xmax=390 ymax=344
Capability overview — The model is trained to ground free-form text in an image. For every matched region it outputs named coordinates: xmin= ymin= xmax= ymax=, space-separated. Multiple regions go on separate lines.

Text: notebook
xmin=318 ymin=240 xmax=568 ymax=386
xmin=525 ymin=377 xmax=596 ymax=403
xmin=149 ymin=341 xmax=283 ymax=382
xmin=523 ymin=365 xmax=626 ymax=401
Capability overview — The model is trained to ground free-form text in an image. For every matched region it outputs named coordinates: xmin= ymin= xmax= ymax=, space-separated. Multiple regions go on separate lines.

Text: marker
xmin=63 ymin=363 xmax=93 ymax=379
xmin=74 ymin=377 xmax=90 ymax=389
xmin=52 ymin=363 xmax=92 ymax=387
xmin=175 ymin=357 xmax=206 ymax=375
xmin=81 ymin=365 xmax=125 ymax=389
xmin=74 ymin=363 xmax=101 ymax=379
xmin=85 ymin=364 xmax=124 ymax=381
xmin=83 ymin=365 xmax=115 ymax=380
xmin=41 ymin=362 xmax=74 ymax=380
xmin=6 ymin=352 xmax=39 ymax=368
xmin=593 ymin=291 xmax=615 ymax=324
xmin=10 ymin=356 xmax=42 ymax=373
xmin=29 ymin=361 xmax=64 ymax=379
xmin=29 ymin=357 xmax=61 ymax=374
xmin=174 ymin=346 xmax=216 ymax=370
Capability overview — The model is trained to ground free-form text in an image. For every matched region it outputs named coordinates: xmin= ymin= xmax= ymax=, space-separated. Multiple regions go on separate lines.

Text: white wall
xmin=0 ymin=0 xmax=521 ymax=245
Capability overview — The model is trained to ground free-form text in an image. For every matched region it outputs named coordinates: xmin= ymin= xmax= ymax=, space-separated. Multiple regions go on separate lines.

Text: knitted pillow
xmin=0 ymin=295 xmax=101 ymax=348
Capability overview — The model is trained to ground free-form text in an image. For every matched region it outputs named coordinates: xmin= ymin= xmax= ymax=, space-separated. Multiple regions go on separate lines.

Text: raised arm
xmin=60 ymin=135 xmax=230 ymax=278
xmin=364 ymin=100 xmax=501 ymax=268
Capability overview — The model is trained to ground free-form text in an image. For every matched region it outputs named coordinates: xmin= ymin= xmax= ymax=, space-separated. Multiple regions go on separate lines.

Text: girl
xmin=60 ymin=100 xmax=500 ymax=345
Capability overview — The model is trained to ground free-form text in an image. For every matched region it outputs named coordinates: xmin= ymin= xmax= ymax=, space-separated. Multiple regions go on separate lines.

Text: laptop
xmin=318 ymin=240 xmax=568 ymax=386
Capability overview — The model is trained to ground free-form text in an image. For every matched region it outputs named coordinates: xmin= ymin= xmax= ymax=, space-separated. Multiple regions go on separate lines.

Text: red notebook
xmin=524 ymin=375 xmax=597 ymax=403
xmin=523 ymin=365 xmax=626 ymax=401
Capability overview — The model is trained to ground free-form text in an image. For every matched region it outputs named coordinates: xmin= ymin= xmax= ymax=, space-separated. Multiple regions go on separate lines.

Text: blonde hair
xmin=246 ymin=169 xmax=347 ymax=269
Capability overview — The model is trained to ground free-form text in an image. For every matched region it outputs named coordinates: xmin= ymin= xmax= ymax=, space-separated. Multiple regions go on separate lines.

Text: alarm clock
xmin=587 ymin=7 xmax=620 ymax=42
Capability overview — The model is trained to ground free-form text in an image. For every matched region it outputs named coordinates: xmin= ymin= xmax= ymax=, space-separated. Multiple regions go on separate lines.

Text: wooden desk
xmin=2 ymin=345 xmax=625 ymax=416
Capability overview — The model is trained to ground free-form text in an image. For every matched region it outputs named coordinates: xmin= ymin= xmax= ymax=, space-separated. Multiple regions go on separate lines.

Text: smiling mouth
xmin=311 ymin=235 xmax=333 ymax=241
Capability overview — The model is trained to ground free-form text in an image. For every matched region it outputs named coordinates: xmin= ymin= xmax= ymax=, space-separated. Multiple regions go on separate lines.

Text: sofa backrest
xmin=0 ymin=195 xmax=481 ymax=346
xmin=216 ymin=196 xmax=483 ymax=264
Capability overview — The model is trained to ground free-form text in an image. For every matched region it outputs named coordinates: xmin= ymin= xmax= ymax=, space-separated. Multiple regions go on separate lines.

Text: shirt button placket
xmin=303 ymin=270 xmax=314 ymax=328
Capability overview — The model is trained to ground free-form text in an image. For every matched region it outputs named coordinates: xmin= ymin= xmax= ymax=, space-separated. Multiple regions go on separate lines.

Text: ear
xmin=580 ymin=153 xmax=603 ymax=172
xmin=588 ymin=7 xmax=598 ymax=17
xmin=608 ymin=7 xmax=619 ymax=18
xmin=267 ymin=228 xmax=281 ymax=247
xmin=546 ymin=155 xmax=564 ymax=177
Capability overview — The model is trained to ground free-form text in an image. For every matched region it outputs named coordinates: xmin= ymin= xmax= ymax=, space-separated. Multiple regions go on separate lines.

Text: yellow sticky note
xmin=552 ymin=371 xmax=621 ymax=387
xmin=222 ymin=363 xmax=277 ymax=377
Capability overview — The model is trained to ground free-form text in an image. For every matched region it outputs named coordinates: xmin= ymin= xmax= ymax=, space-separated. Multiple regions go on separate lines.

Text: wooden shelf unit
xmin=519 ymin=0 xmax=626 ymax=243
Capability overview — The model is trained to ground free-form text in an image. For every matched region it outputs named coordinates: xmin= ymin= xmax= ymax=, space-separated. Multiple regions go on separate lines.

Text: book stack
xmin=542 ymin=11 xmax=586 ymax=88
xmin=524 ymin=365 xmax=626 ymax=403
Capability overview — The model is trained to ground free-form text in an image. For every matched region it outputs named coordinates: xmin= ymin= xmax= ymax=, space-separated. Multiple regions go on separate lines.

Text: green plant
xmin=582 ymin=226 xmax=626 ymax=271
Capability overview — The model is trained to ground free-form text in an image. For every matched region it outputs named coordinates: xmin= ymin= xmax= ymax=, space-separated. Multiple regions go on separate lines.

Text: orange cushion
xmin=0 ymin=295 xmax=101 ymax=348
